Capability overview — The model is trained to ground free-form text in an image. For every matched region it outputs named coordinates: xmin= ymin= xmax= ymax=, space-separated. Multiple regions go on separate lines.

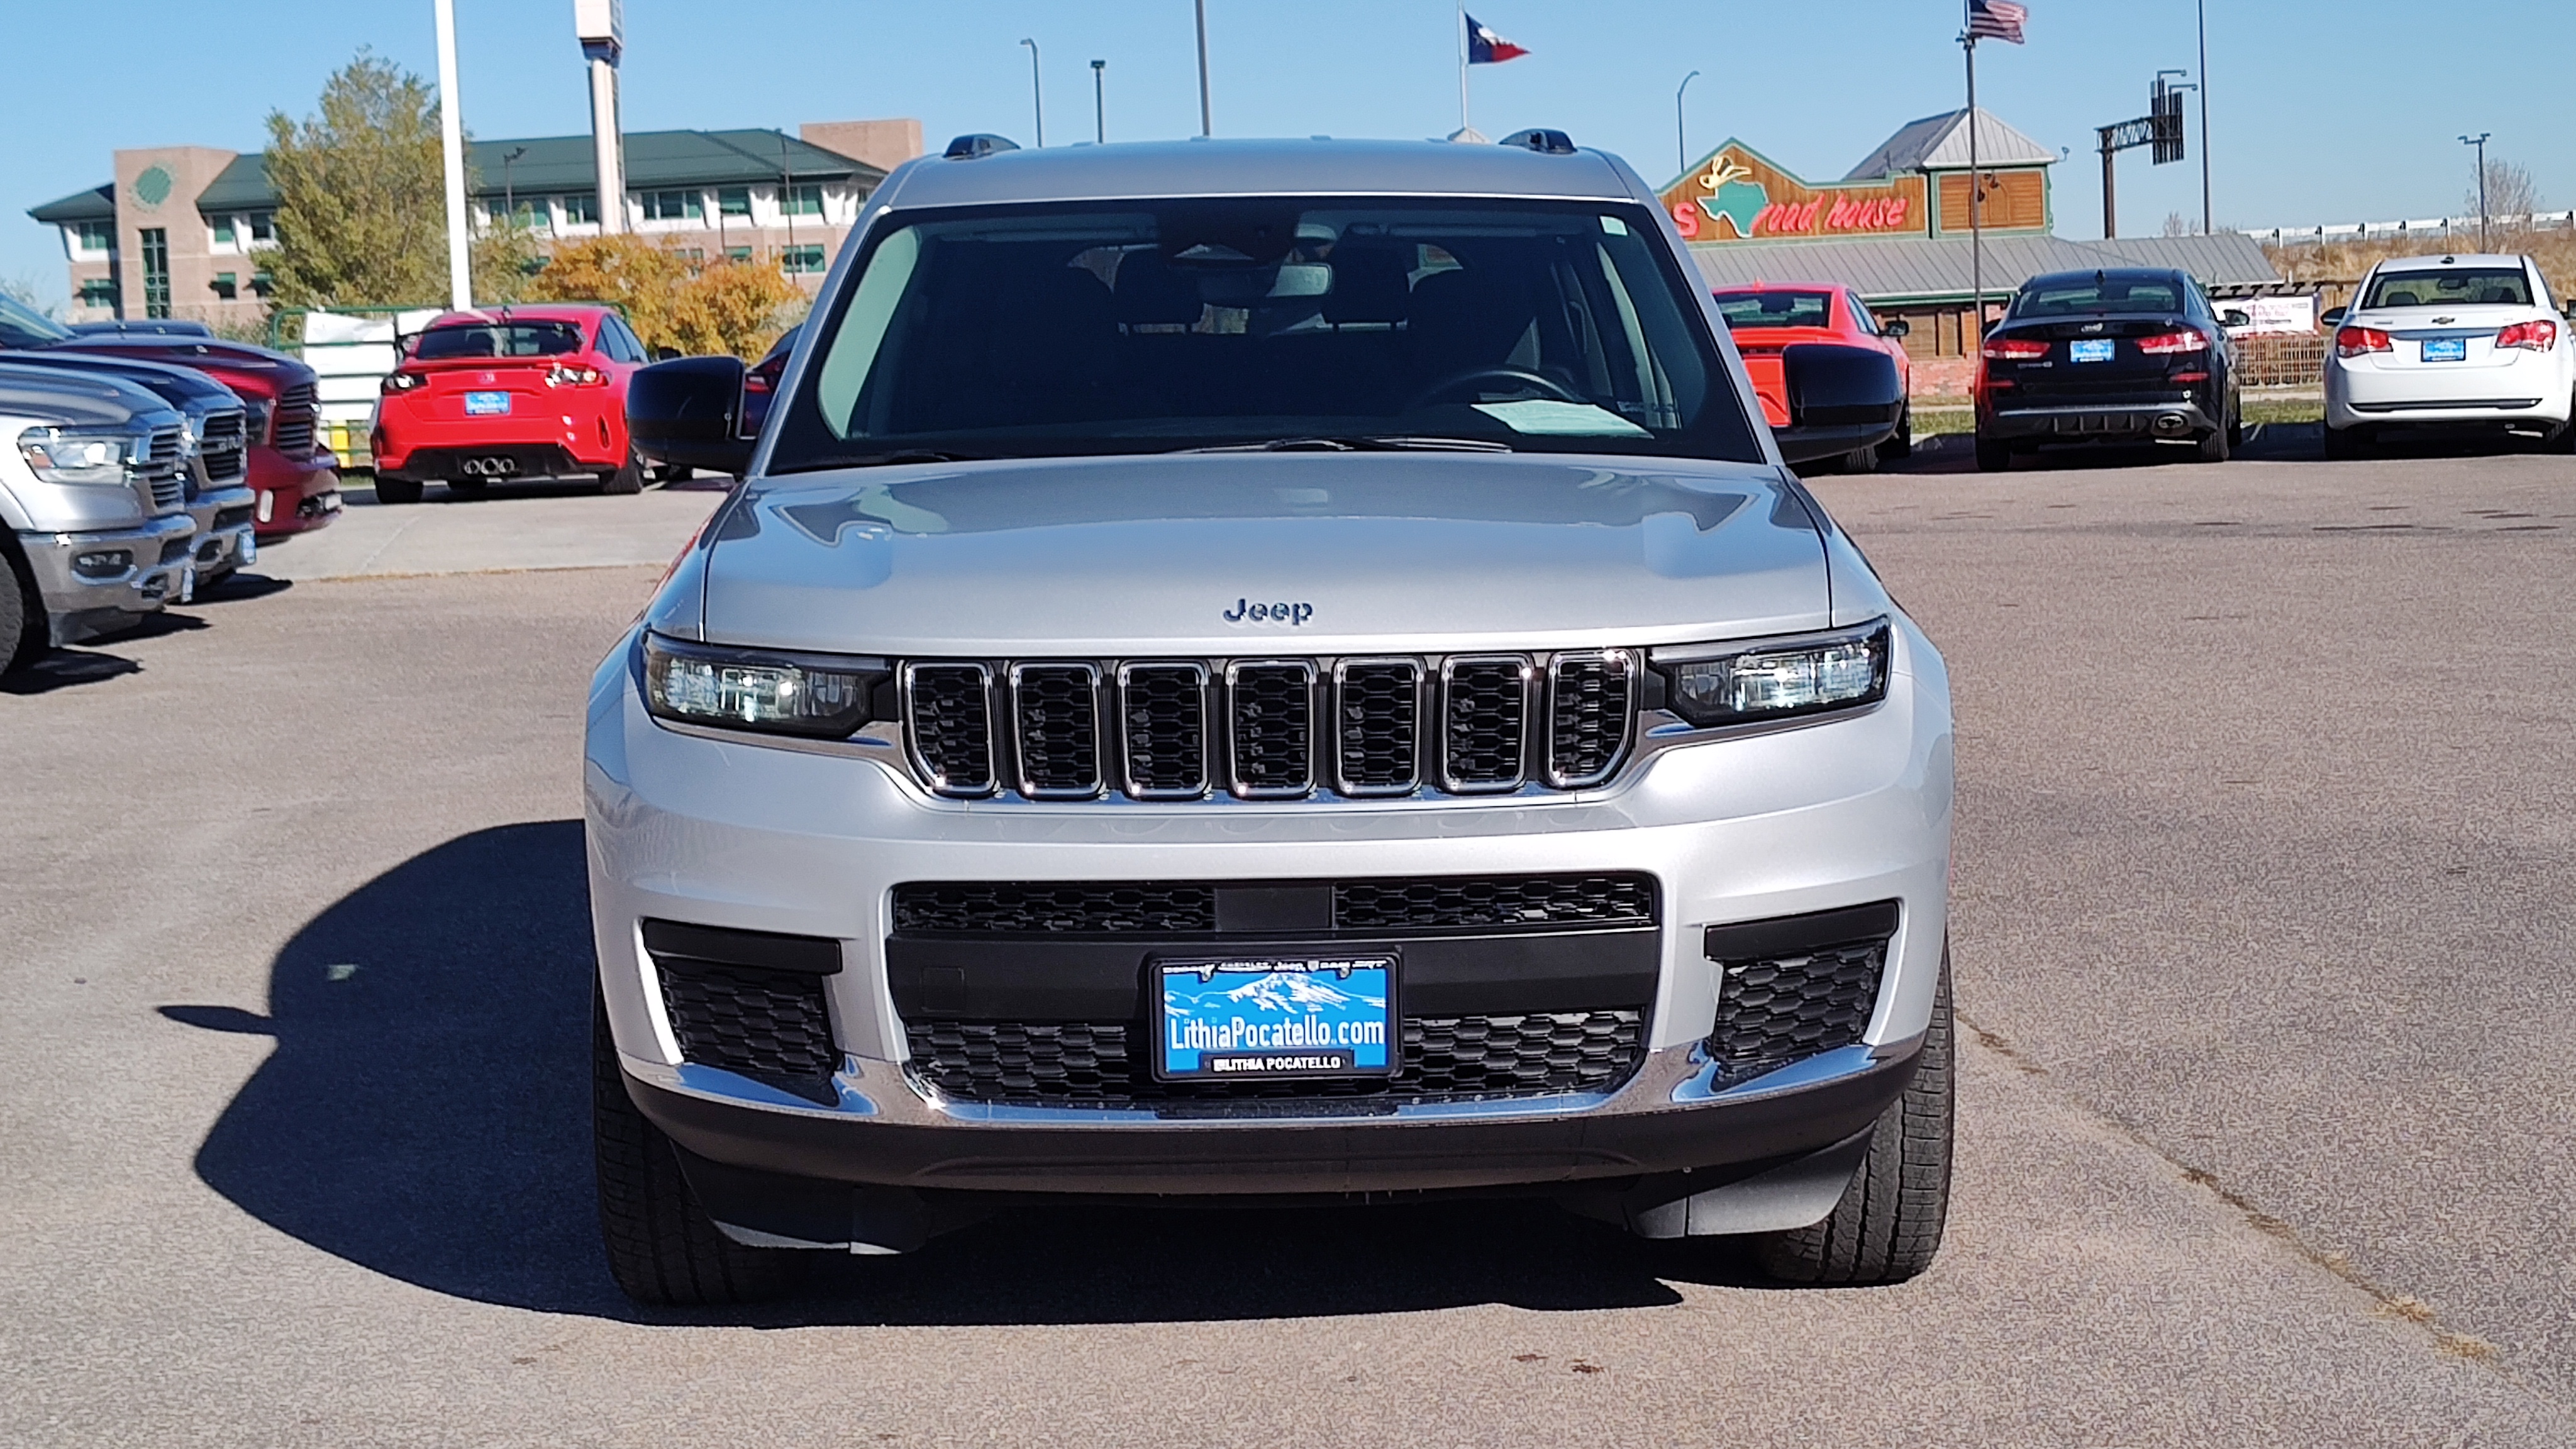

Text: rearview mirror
xmin=1772 ymin=343 xmax=1904 ymax=466
xmin=2221 ymin=309 xmax=2251 ymax=328
xmin=652 ymin=345 xmax=682 ymax=362
xmin=628 ymin=356 xmax=754 ymax=477
xmin=1883 ymin=318 xmax=1911 ymax=338
xmin=2321 ymin=306 xmax=2347 ymax=328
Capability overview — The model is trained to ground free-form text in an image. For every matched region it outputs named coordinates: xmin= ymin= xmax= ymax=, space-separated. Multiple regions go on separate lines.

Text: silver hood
xmin=692 ymin=452 xmax=1830 ymax=657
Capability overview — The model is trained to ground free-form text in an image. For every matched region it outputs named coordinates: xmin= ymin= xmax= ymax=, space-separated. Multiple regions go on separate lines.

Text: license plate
xmin=464 ymin=391 xmax=512 ymax=416
xmin=2421 ymin=337 xmax=2467 ymax=362
xmin=1154 ymin=955 xmax=1396 ymax=1082
xmin=2070 ymin=339 xmax=2116 ymax=364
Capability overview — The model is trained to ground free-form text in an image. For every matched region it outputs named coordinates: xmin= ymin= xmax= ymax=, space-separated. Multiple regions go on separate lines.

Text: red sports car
xmin=370 ymin=304 xmax=653 ymax=502
xmin=1710 ymin=283 xmax=1914 ymax=469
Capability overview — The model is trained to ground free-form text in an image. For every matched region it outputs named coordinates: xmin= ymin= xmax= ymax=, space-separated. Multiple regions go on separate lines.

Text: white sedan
xmin=2323 ymin=253 xmax=2575 ymax=456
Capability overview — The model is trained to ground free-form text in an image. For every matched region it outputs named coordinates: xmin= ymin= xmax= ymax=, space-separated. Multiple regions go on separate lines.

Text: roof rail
xmin=943 ymin=133 xmax=1021 ymax=160
xmin=1500 ymin=128 xmax=1577 ymax=155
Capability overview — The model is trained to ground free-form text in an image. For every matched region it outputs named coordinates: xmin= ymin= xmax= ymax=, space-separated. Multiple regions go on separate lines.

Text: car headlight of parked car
xmin=641 ymin=633 xmax=887 ymax=738
xmin=17 ymin=425 xmax=142 ymax=486
xmin=1652 ymin=619 xmax=1890 ymax=727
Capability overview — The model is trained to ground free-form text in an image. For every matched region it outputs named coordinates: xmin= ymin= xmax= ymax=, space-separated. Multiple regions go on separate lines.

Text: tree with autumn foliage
xmin=528 ymin=233 xmax=802 ymax=358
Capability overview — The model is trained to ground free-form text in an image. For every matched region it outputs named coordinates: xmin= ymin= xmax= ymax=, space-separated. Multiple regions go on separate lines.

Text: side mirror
xmin=2221 ymin=309 xmax=2251 ymax=328
xmin=652 ymin=345 xmax=682 ymax=362
xmin=628 ymin=355 xmax=753 ymax=477
xmin=1883 ymin=317 xmax=1912 ymax=338
xmin=1773 ymin=343 xmax=1904 ymax=465
xmin=2321 ymin=306 xmax=2348 ymax=328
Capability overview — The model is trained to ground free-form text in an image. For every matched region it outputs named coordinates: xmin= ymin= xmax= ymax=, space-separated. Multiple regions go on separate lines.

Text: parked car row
xmin=0 ymin=296 xmax=341 ymax=677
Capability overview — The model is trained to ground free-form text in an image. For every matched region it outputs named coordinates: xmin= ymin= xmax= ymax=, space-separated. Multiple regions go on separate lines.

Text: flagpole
xmin=1457 ymin=1 xmax=1470 ymax=135
xmin=1965 ymin=25 xmax=1983 ymax=345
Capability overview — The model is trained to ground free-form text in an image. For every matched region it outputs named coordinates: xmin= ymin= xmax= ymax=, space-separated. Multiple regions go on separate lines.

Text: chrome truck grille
xmin=901 ymin=650 xmax=1634 ymax=802
xmin=137 ymin=426 xmax=187 ymax=512
xmin=196 ymin=409 xmax=247 ymax=485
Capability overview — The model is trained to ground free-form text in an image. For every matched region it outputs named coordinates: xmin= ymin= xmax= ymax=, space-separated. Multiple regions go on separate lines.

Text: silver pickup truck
xmin=0 ymin=363 xmax=197 ymax=672
xmin=598 ymin=132 xmax=1941 ymax=1306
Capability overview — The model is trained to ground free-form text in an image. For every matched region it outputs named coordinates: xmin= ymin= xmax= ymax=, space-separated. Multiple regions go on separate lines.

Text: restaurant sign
xmin=1661 ymin=143 xmax=1928 ymax=244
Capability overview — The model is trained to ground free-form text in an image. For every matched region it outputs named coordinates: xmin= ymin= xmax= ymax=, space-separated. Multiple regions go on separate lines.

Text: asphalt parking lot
xmin=5 ymin=443 xmax=2573 ymax=1446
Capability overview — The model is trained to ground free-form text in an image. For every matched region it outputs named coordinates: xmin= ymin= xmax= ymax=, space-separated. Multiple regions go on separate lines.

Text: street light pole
xmin=502 ymin=145 xmax=527 ymax=229
xmin=2196 ymin=0 xmax=2211 ymax=233
xmin=1020 ymin=38 xmax=1044 ymax=147
xmin=431 ymin=0 xmax=471 ymax=309
xmin=1091 ymin=60 xmax=1107 ymax=143
xmin=2460 ymin=132 xmax=2490 ymax=250
xmin=1194 ymin=0 xmax=1213 ymax=136
xmin=1675 ymin=70 xmax=1700 ymax=179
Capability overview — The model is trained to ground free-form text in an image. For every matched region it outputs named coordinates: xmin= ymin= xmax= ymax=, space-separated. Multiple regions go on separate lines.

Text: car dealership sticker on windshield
xmin=1471 ymin=400 xmax=1651 ymax=436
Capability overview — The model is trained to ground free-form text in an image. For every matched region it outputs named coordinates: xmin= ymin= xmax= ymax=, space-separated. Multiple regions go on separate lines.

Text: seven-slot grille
xmin=901 ymin=651 xmax=1634 ymax=802
xmin=196 ymin=409 xmax=247 ymax=484
xmin=137 ymin=426 xmax=187 ymax=511
xmin=269 ymin=382 xmax=317 ymax=453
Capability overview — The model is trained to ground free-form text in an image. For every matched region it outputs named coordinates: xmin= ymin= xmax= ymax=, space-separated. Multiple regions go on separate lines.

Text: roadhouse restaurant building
xmin=1663 ymin=108 xmax=2282 ymax=356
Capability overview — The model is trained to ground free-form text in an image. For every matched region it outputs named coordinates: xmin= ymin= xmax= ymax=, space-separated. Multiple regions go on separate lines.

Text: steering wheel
xmin=1406 ymin=365 xmax=1585 ymax=411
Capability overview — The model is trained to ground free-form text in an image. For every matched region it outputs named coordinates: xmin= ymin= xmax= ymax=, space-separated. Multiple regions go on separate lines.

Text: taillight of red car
xmin=547 ymin=363 xmax=608 ymax=387
xmin=380 ymin=370 xmax=427 ymax=394
xmin=2493 ymin=319 xmax=2558 ymax=352
xmin=2334 ymin=325 xmax=2394 ymax=358
xmin=2136 ymin=330 xmax=2209 ymax=355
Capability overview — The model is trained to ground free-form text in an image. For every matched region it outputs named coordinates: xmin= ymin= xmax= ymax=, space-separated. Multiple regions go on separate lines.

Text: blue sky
xmin=6 ymin=1 xmax=2570 ymax=308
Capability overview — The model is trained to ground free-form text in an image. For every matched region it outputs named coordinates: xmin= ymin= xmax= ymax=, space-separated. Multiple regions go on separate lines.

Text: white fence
xmin=2248 ymin=213 xmax=2576 ymax=247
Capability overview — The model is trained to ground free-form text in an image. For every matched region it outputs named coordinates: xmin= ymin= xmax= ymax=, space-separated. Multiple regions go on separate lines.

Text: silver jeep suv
xmin=592 ymin=133 xmax=1951 ymax=1304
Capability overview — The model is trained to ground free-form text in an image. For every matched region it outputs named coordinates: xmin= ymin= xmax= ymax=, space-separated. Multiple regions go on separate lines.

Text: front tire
xmin=374 ymin=475 xmax=425 ymax=505
xmin=1 ymin=541 xmax=42 ymax=677
xmin=1750 ymin=949 xmax=1954 ymax=1286
xmin=593 ymin=988 xmax=799 ymax=1306
xmin=1974 ymin=434 xmax=2012 ymax=472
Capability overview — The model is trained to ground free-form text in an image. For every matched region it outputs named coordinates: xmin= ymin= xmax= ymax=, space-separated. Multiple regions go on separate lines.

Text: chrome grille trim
xmin=901 ymin=662 xmax=999 ymax=798
xmin=1009 ymin=662 xmax=1105 ymax=799
xmin=1438 ymin=654 xmax=1533 ymax=794
xmin=1116 ymin=662 xmax=1211 ymax=799
xmin=1225 ymin=660 xmax=1316 ymax=799
xmin=1545 ymin=649 xmax=1635 ymax=789
xmin=1331 ymin=657 xmax=1424 ymax=797
xmin=138 ymin=426 xmax=188 ymax=512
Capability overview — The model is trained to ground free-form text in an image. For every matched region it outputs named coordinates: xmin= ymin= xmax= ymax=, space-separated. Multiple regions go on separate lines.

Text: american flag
xmin=1967 ymin=0 xmax=2028 ymax=43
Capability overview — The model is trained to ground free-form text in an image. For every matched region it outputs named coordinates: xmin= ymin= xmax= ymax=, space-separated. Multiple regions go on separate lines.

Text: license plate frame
xmin=2069 ymin=338 xmax=2116 ymax=364
xmin=463 ymin=390 xmax=513 ymax=416
xmin=1152 ymin=954 xmax=1397 ymax=1083
xmin=2420 ymin=336 xmax=2468 ymax=363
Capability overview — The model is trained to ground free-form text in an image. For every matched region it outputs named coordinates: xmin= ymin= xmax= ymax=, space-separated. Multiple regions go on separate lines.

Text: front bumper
xmin=16 ymin=513 xmax=197 ymax=646
xmin=586 ymin=616 xmax=1954 ymax=1204
xmin=248 ymin=452 xmax=341 ymax=538
xmin=1981 ymin=397 xmax=2217 ymax=442
xmin=184 ymin=485 xmax=259 ymax=577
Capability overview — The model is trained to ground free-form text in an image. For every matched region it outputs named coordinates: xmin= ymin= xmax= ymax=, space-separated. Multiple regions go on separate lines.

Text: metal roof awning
xmin=1691 ymin=231 xmax=2282 ymax=306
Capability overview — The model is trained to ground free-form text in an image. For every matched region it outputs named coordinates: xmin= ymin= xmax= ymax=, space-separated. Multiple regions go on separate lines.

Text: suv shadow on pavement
xmin=164 ymin=821 xmax=1763 ymax=1324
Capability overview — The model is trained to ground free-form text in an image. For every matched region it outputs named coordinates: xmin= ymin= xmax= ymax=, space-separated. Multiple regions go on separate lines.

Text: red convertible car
xmin=1710 ymin=283 xmax=1914 ymax=470
xmin=370 ymin=304 xmax=654 ymax=503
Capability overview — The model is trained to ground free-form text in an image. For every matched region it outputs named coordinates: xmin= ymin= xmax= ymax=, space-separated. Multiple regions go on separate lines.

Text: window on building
xmin=561 ymin=192 xmax=599 ymax=226
xmin=726 ymin=246 xmax=753 ymax=264
xmin=784 ymin=184 xmax=823 ymax=218
xmin=76 ymin=278 xmax=118 ymax=309
xmin=72 ymin=221 xmax=114 ymax=255
xmin=718 ymin=186 xmax=752 ymax=218
xmin=250 ymin=270 xmax=274 ymax=299
xmin=140 ymin=228 xmax=170 ymax=319
xmin=211 ymin=215 xmax=236 ymax=246
xmin=211 ymin=272 xmax=238 ymax=301
xmin=781 ymin=243 xmax=826 ymax=275
xmin=248 ymin=211 xmax=275 ymax=243
xmin=643 ymin=189 xmax=705 ymax=223
xmin=484 ymin=197 xmax=549 ymax=232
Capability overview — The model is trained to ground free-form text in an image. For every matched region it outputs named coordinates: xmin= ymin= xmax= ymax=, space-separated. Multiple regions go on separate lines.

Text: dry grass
xmin=2265 ymin=227 xmax=2576 ymax=305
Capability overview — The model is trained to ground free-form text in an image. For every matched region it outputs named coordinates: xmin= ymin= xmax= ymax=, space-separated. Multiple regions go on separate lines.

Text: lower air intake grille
xmin=894 ymin=881 xmax=1218 ymax=935
xmin=905 ymin=663 xmax=996 ymax=796
xmin=906 ymin=1009 xmax=1644 ymax=1106
xmin=1706 ymin=940 xmax=1887 ymax=1084
xmin=654 ymin=960 xmax=838 ymax=1101
xmin=1332 ymin=873 xmax=1656 ymax=931
xmin=892 ymin=872 xmax=1657 ymax=935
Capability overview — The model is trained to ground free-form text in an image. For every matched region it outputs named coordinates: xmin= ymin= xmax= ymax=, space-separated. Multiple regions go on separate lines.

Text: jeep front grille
xmin=897 ymin=650 xmax=1634 ymax=802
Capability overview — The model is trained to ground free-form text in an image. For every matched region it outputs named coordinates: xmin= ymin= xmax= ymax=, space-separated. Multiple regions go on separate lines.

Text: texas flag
xmin=1467 ymin=13 xmax=1528 ymax=64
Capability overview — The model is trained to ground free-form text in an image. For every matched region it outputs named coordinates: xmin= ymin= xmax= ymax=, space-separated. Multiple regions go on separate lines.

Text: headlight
xmin=641 ymin=633 xmax=887 ymax=738
xmin=1653 ymin=619 xmax=1890 ymax=728
xmin=17 ymin=425 xmax=140 ymax=486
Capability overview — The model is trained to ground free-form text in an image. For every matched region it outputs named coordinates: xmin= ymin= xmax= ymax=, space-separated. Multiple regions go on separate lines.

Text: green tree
xmin=264 ymin=50 xmax=530 ymax=310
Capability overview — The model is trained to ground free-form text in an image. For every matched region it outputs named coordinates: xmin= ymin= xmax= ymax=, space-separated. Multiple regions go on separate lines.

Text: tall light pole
xmin=1091 ymin=60 xmax=1107 ymax=144
xmin=2460 ymin=132 xmax=2491 ymax=250
xmin=501 ymin=145 xmax=527 ymax=229
xmin=2196 ymin=0 xmax=2211 ymax=233
xmin=1675 ymin=70 xmax=1700 ymax=179
xmin=1020 ymin=38 xmax=1044 ymax=147
xmin=1194 ymin=0 xmax=1213 ymax=136
xmin=431 ymin=0 xmax=471 ymax=309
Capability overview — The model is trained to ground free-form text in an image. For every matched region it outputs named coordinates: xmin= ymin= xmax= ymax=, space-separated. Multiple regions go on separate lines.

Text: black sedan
xmin=1973 ymin=267 xmax=2245 ymax=470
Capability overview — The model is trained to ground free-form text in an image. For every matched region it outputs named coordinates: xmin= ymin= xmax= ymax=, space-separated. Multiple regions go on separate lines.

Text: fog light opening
xmin=70 ymin=549 xmax=131 ymax=579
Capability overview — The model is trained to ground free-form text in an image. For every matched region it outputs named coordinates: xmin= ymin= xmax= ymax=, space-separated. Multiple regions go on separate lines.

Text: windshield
xmin=770 ymin=199 xmax=1762 ymax=470
xmin=0 ymin=294 xmax=75 ymax=348
xmin=413 ymin=321 xmax=586 ymax=360
xmin=1712 ymin=291 xmax=1834 ymax=330
xmin=2013 ymin=277 xmax=2184 ymax=316
xmin=2362 ymin=267 xmax=2532 ymax=309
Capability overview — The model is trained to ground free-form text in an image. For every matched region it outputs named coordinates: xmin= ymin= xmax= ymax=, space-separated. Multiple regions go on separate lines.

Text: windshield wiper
xmin=1185 ymin=435 xmax=1513 ymax=453
xmin=791 ymin=448 xmax=980 ymax=470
